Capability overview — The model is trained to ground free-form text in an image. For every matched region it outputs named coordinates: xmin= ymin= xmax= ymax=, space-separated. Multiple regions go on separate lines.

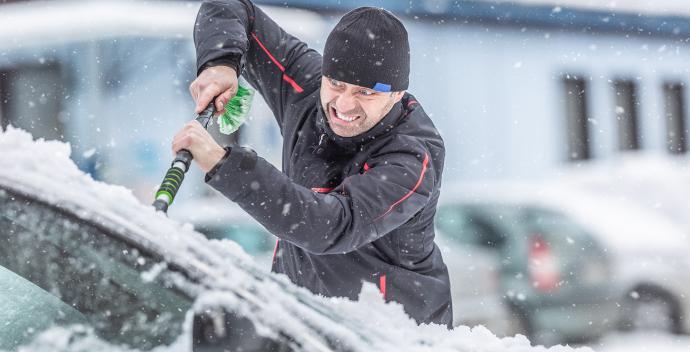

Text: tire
xmin=620 ymin=288 xmax=682 ymax=334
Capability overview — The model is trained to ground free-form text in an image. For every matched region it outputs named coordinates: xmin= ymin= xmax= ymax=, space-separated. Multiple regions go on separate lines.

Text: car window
xmin=0 ymin=188 xmax=192 ymax=350
xmin=0 ymin=265 xmax=88 ymax=350
xmin=436 ymin=205 xmax=506 ymax=249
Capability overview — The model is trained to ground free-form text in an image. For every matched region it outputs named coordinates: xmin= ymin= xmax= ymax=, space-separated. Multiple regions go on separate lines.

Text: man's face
xmin=320 ymin=77 xmax=405 ymax=137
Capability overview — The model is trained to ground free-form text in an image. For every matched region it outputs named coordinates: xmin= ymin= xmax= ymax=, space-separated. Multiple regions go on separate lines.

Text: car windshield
xmin=0 ymin=187 xmax=193 ymax=351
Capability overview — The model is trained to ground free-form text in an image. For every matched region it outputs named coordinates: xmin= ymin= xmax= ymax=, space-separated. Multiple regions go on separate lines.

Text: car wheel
xmin=621 ymin=289 xmax=682 ymax=334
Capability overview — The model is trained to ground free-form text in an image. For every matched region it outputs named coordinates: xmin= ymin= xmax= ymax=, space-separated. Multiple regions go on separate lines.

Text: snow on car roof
xmin=559 ymin=152 xmax=690 ymax=232
xmin=0 ymin=127 xmax=590 ymax=351
xmin=441 ymin=176 xmax=690 ymax=255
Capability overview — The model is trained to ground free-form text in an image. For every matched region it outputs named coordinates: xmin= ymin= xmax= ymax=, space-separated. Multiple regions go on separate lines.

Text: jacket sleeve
xmin=205 ymin=143 xmax=435 ymax=255
xmin=194 ymin=0 xmax=322 ymax=133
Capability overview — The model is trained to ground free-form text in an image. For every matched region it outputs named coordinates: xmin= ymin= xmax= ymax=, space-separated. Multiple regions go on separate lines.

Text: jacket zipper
xmin=313 ymin=133 xmax=327 ymax=155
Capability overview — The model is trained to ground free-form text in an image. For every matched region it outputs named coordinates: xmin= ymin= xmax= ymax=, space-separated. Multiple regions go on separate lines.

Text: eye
xmin=359 ymin=89 xmax=375 ymax=96
xmin=329 ymin=78 xmax=343 ymax=87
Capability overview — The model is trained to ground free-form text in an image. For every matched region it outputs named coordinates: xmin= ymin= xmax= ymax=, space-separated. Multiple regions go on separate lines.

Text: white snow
xmin=594 ymin=332 xmax=690 ymax=352
xmin=0 ymin=126 xmax=592 ymax=351
xmin=558 ymin=152 xmax=690 ymax=236
xmin=81 ymin=148 xmax=96 ymax=159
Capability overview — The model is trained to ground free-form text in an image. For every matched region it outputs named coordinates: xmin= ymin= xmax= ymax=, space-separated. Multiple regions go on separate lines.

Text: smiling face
xmin=320 ymin=77 xmax=405 ymax=137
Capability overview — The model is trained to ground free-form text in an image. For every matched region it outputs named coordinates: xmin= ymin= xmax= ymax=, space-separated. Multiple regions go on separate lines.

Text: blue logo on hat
xmin=373 ymin=83 xmax=392 ymax=92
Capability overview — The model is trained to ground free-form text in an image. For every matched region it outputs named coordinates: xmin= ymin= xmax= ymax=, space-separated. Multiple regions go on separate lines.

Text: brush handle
xmin=153 ymin=103 xmax=216 ymax=213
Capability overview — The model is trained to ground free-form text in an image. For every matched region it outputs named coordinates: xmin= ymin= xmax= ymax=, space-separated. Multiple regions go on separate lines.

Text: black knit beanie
xmin=322 ymin=7 xmax=410 ymax=92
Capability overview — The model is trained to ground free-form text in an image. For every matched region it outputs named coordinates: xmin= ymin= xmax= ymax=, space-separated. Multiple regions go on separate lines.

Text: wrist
xmin=204 ymin=146 xmax=232 ymax=175
xmin=198 ymin=55 xmax=241 ymax=76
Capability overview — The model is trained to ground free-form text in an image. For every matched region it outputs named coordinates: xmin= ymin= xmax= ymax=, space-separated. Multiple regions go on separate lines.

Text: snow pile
xmin=0 ymin=126 xmax=591 ymax=351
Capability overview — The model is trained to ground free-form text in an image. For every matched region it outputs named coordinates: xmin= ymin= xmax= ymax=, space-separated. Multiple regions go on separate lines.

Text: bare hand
xmin=189 ymin=65 xmax=238 ymax=115
xmin=172 ymin=121 xmax=226 ymax=173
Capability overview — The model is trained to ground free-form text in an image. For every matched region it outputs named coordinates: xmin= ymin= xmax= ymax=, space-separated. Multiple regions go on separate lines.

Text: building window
xmin=562 ymin=75 xmax=590 ymax=161
xmin=0 ymin=64 xmax=66 ymax=141
xmin=613 ymin=80 xmax=641 ymax=151
xmin=663 ymin=82 xmax=687 ymax=154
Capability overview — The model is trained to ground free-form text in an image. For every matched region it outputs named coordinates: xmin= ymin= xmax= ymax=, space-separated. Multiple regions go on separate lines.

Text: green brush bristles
xmin=218 ymin=85 xmax=254 ymax=135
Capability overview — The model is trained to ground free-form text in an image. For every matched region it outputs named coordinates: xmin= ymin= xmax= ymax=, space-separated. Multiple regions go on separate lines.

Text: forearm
xmin=205 ymin=147 xmax=379 ymax=255
xmin=205 ymin=146 xmax=434 ymax=255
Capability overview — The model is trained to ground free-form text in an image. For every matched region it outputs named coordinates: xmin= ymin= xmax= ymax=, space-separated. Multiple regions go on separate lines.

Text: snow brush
xmin=153 ymin=86 xmax=254 ymax=214
xmin=218 ymin=85 xmax=254 ymax=135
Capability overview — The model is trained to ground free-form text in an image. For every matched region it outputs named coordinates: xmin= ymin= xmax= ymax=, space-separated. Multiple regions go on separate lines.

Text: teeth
xmin=336 ymin=111 xmax=356 ymax=122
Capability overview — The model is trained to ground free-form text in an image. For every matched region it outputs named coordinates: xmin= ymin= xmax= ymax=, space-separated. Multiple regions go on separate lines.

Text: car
xmin=3 ymin=127 xmax=444 ymax=351
xmin=523 ymin=183 xmax=690 ymax=335
xmin=436 ymin=185 xmax=619 ymax=346
xmin=557 ymin=153 xmax=690 ymax=334
xmin=1 ymin=128 xmax=595 ymax=352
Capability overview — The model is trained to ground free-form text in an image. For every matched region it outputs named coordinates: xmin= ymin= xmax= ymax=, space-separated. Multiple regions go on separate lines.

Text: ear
xmin=392 ymin=90 xmax=405 ymax=102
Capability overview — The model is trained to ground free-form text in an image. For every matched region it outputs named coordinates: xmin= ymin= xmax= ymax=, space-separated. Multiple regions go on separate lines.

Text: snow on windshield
xmin=0 ymin=127 xmax=591 ymax=351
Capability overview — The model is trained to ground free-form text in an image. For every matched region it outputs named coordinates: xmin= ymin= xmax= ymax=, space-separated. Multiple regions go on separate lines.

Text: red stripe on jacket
xmin=379 ymin=274 xmax=387 ymax=299
xmin=374 ymin=153 xmax=430 ymax=221
xmin=250 ymin=32 xmax=304 ymax=93
xmin=272 ymin=239 xmax=280 ymax=264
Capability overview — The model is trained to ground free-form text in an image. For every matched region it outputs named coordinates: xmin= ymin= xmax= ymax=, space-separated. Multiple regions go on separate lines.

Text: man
xmin=173 ymin=0 xmax=452 ymax=327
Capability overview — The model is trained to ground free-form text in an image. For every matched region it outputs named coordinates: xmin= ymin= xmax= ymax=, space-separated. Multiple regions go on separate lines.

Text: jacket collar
xmin=315 ymin=97 xmax=403 ymax=152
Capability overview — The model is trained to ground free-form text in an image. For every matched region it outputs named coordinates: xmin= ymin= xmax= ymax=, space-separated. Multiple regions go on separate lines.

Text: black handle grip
xmin=153 ymin=103 xmax=216 ymax=214
xmin=196 ymin=103 xmax=216 ymax=128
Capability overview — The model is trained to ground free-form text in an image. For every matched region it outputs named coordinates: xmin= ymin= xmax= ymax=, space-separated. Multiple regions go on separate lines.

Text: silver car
xmin=437 ymin=186 xmax=618 ymax=345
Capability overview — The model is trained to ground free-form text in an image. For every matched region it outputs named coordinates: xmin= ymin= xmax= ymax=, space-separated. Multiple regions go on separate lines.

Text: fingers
xmin=215 ymin=88 xmax=236 ymax=116
xmin=171 ymin=121 xmax=204 ymax=155
xmin=195 ymin=83 xmax=221 ymax=114
xmin=189 ymin=80 xmax=199 ymax=105
xmin=191 ymin=65 xmax=238 ymax=114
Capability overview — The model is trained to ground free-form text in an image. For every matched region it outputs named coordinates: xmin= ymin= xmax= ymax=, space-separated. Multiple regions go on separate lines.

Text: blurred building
xmin=1 ymin=0 xmax=690 ymax=200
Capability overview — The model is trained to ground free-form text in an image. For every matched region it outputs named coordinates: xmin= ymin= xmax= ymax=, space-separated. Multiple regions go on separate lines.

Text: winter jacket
xmin=196 ymin=0 xmax=452 ymax=327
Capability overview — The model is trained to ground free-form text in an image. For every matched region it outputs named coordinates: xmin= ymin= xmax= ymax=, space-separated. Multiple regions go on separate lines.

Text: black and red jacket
xmin=197 ymin=0 xmax=452 ymax=327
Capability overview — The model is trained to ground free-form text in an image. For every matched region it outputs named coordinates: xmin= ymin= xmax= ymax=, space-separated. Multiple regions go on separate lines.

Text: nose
xmin=333 ymin=93 xmax=357 ymax=114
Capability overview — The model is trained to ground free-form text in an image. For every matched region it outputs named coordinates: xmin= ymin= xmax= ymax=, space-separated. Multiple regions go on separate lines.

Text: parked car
xmin=439 ymin=184 xmax=690 ymax=342
xmin=168 ymin=197 xmax=277 ymax=269
xmin=517 ymin=184 xmax=690 ymax=335
xmin=436 ymin=186 xmax=619 ymax=345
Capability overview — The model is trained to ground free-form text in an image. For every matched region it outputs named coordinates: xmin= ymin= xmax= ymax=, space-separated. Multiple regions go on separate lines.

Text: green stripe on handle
xmin=155 ymin=167 xmax=186 ymax=205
